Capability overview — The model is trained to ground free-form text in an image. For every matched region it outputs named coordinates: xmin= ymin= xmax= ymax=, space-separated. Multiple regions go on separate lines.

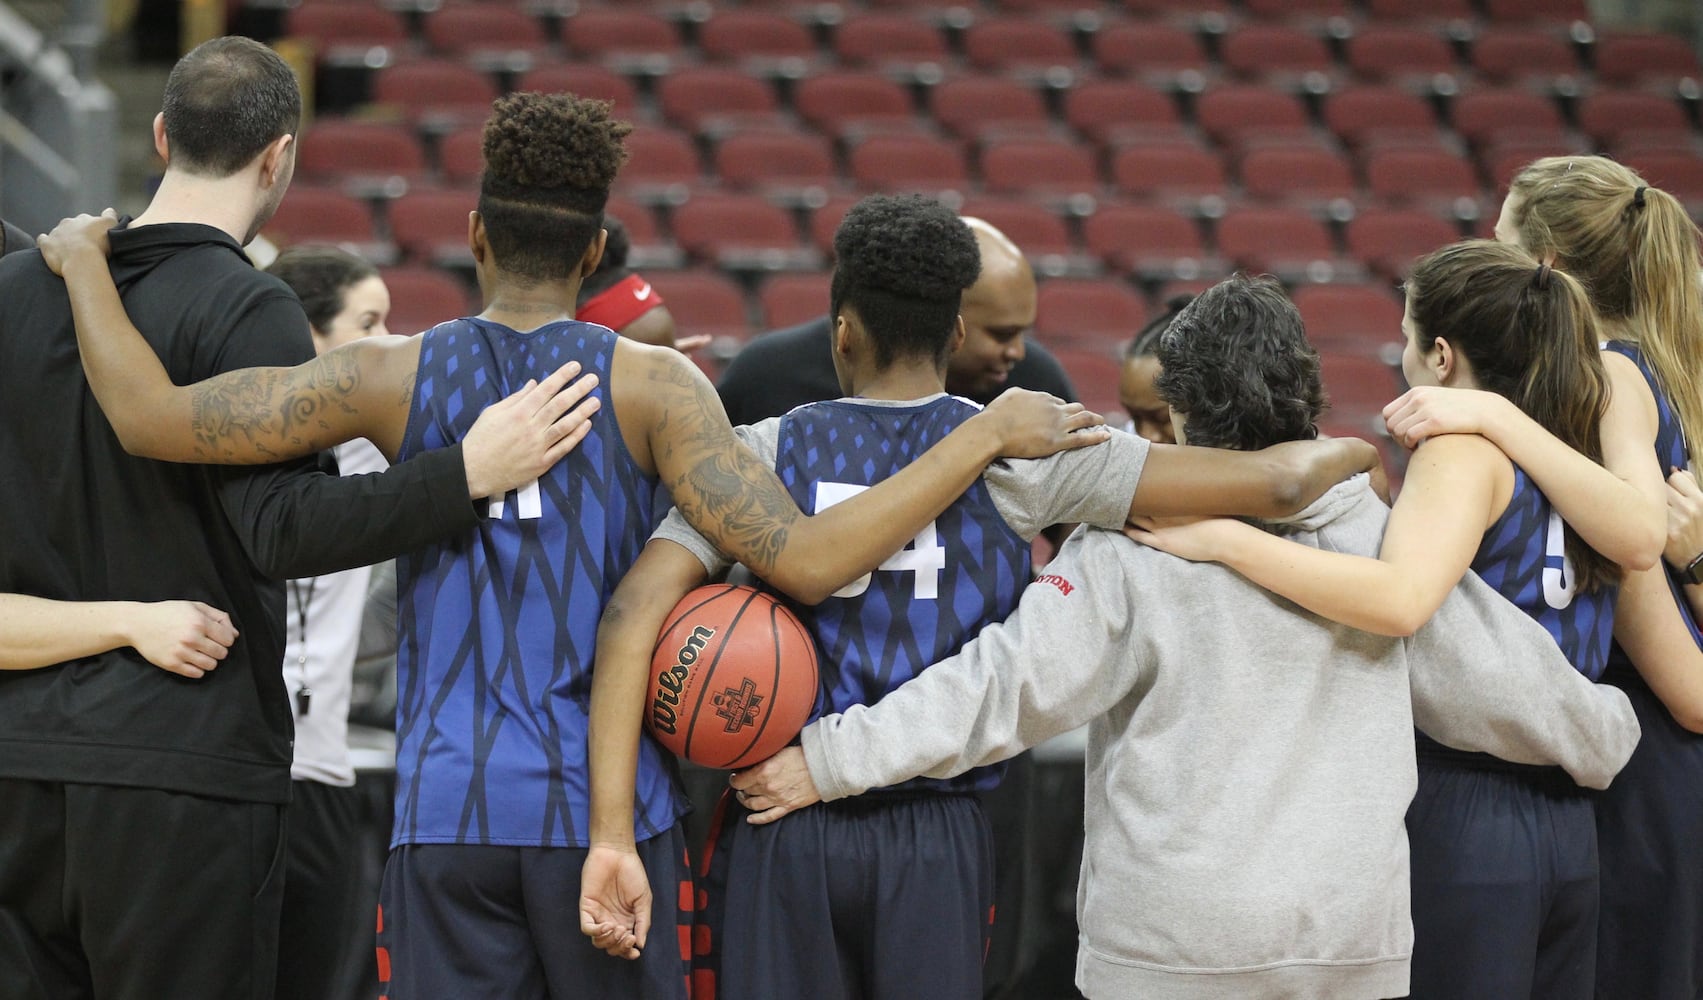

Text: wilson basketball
xmin=646 ymin=584 xmax=820 ymax=770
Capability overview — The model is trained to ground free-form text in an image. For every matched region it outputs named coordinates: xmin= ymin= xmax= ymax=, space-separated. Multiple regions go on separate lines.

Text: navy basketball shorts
xmin=1594 ymin=666 xmax=1703 ymax=1000
xmin=694 ymin=790 xmax=994 ymax=1000
xmin=1406 ymin=754 xmax=1598 ymax=1000
xmin=376 ymin=825 xmax=692 ymax=1000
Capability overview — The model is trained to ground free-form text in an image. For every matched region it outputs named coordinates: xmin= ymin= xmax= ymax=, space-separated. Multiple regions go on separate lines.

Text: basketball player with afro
xmin=39 ymin=95 xmax=1112 ymax=999
xmin=582 ymin=195 xmax=1383 ymax=999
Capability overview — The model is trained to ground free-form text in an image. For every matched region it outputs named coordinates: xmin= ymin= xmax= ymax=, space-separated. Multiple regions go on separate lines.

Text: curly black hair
xmin=1126 ymin=293 xmax=1194 ymax=360
xmin=1155 ymin=274 xmax=1324 ymax=451
xmin=829 ymin=194 xmax=980 ymax=370
xmin=265 ymin=246 xmax=379 ymax=334
xmin=479 ymin=92 xmax=632 ymax=283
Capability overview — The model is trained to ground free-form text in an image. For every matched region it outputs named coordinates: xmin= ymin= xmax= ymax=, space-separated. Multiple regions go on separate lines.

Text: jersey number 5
xmin=814 ymin=481 xmax=946 ymax=600
xmin=1543 ymin=508 xmax=1577 ymax=610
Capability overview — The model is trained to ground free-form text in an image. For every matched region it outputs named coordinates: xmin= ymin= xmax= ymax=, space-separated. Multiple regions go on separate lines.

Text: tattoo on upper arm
xmin=650 ymin=363 xmax=798 ymax=575
xmin=186 ymin=350 xmax=362 ymax=461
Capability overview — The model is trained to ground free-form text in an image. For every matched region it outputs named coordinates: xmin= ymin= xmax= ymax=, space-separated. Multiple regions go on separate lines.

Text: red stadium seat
xmin=671 ymin=193 xmax=810 ymax=269
xmin=517 ymin=64 xmax=641 ymax=116
xmin=757 ymin=272 xmax=832 ymax=329
xmin=1034 ymin=278 xmax=1149 ymax=347
xmin=1047 ymin=346 xmax=1125 ymax=416
xmin=1576 ymin=91 xmax=1691 ymax=147
xmin=423 ymin=5 xmax=549 ymax=61
xmin=379 ymin=266 xmax=475 ymax=335
xmin=1479 ymin=136 xmax=1586 ymax=192
xmin=1092 ymin=22 xmax=1211 ymax=82
xmin=1595 ymin=31 xmax=1703 ymax=86
xmin=1194 ymin=86 xmax=1312 ymax=148
xmin=1323 ymin=86 xmax=1439 ymax=147
xmin=605 ymin=197 xmax=664 ymax=248
xmin=648 ymin=270 xmax=753 ymax=341
xmin=1619 ymin=151 xmax=1703 ymax=205
xmin=560 ymin=10 xmax=681 ymax=64
xmin=713 ymin=132 xmax=837 ymax=194
xmin=1345 ymin=208 xmax=1460 ymax=281
xmin=285 ymin=4 xmax=409 ymax=56
xmin=848 ymin=134 xmax=969 ymax=193
xmin=980 ymin=137 xmax=1100 ymax=197
xmin=958 ymin=197 xmax=1078 ymax=258
xmin=961 ymin=18 xmax=1079 ymax=75
xmin=437 ymin=126 xmax=484 ymax=186
xmin=1064 ymin=80 xmax=1183 ymax=146
xmin=1082 ymin=203 xmax=1209 ymax=276
xmin=1364 ymin=148 xmax=1478 ymax=205
xmin=1243 ymin=0 xmax=1352 ymax=18
xmin=296 ymin=119 xmax=426 ymax=190
xmin=1344 ymin=26 xmax=1459 ymax=83
xmin=371 ymin=60 xmax=499 ymax=128
xmin=1220 ymin=24 xmax=1334 ymax=80
xmin=387 ymin=187 xmax=478 ymax=264
xmin=833 ymin=14 xmax=949 ymax=70
xmin=807 ymin=194 xmax=862 ymax=256
xmin=657 ymin=68 xmax=783 ymax=135
xmin=1365 ymin=0 xmax=1474 ymax=20
xmin=1292 ymin=283 xmax=1406 ymax=357
xmin=699 ymin=10 xmax=817 ymax=66
xmin=616 ymin=127 xmax=703 ymax=193
xmin=930 ymin=77 xmax=1052 ymax=139
xmin=264 ymin=186 xmax=379 ymax=248
xmin=1469 ymin=27 xmax=1580 ymax=85
xmin=1319 ymin=352 xmax=1403 ymax=417
xmin=794 ymin=72 xmax=917 ymax=138
xmin=1109 ymin=142 xmax=1228 ymax=201
xmin=1238 ymin=145 xmax=1356 ymax=204
xmin=1482 ymin=0 xmax=1591 ymax=24
xmin=1213 ymin=207 xmax=1337 ymax=275
xmin=1449 ymin=89 xmax=1565 ymax=146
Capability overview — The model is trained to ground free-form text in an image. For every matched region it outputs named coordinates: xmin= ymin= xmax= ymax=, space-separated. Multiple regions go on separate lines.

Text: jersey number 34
xmin=815 ymin=481 xmax=946 ymax=600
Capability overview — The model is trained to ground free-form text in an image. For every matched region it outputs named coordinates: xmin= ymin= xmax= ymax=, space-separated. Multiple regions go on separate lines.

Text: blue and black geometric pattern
xmin=1471 ymin=465 xmax=1618 ymax=681
xmin=770 ymin=396 xmax=1031 ymax=794
xmin=392 ymin=318 xmax=686 ymax=848
xmin=1603 ymin=341 xmax=1702 ymax=654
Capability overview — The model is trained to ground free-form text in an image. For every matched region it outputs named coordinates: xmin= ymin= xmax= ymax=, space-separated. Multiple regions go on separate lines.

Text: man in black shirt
xmin=0 ymin=38 xmax=576 ymax=1000
xmin=718 ymin=218 xmax=1077 ymax=425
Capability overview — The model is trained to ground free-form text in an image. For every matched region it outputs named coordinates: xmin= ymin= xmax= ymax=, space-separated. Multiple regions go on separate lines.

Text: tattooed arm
xmin=619 ymin=343 xmax=1106 ymax=604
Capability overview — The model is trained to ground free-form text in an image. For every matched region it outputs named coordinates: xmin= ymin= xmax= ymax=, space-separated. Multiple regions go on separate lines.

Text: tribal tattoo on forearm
xmin=186 ymin=350 xmax=362 ymax=461
xmin=651 ymin=363 xmax=797 ymax=575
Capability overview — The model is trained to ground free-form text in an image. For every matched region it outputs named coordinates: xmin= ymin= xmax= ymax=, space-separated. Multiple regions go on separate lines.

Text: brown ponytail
xmin=1408 ymin=240 xmax=1620 ymax=592
xmin=1509 ymin=156 xmax=1703 ymax=470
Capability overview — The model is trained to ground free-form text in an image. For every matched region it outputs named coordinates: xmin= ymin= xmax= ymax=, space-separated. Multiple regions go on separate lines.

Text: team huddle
xmin=2 ymin=31 xmax=1702 ymax=1000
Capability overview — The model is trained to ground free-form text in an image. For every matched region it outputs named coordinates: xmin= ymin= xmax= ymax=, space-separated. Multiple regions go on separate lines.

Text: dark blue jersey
xmin=770 ymin=396 xmax=1032 ymax=794
xmin=392 ymin=318 xmax=686 ymax=847
xmin=1471 ymin=465 xmax=1618 ymax=680
xmin=1603 ymin=340 xmax=1703 ymax=661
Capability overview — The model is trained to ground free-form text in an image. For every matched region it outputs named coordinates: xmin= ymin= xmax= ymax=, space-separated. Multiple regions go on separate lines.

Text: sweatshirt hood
xmin=1263 ymin=473 xmax=1378 ymax=533
xmin=107 ymin=222 xmax=250 ymax=286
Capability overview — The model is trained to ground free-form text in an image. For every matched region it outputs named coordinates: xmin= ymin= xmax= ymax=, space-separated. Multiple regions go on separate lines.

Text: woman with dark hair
xmin=1118 ymin=294 xmax=1191 ymax=444
xmin=1134 ymin=242 xmax=1666 ymax=1000
xmin=41 ymin=90 xmax=1109 ymax=999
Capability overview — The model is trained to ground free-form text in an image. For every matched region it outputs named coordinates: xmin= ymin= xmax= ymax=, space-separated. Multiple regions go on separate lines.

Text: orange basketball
xmin=645 ymin=584 xmax=820 ymax=770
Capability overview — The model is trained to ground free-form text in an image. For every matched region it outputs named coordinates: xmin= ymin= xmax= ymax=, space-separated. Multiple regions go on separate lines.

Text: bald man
xmin=717 ymin=217 xmax=1075 ymax=425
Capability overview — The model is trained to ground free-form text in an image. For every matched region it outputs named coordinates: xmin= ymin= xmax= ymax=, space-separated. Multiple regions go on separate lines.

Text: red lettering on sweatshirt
xmin=1036 ymin=574 xmax=1074 ymax=597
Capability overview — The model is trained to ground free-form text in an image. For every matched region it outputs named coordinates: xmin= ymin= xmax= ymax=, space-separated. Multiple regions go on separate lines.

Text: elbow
xmin=1365 ymin=607 xmax=1424 ymax=638
xmin=1622 ymin=532 xmax=1665 ymax=574
xmin=1670 ymin=704 xmax=1703 ymax=736
xmin=769 ymin=569 xmax=832 ymax=607
xmin=1264 ymin=464 xmax=1309 ymax=517
xmin=112 ymin=424 xmax=175 ymax=462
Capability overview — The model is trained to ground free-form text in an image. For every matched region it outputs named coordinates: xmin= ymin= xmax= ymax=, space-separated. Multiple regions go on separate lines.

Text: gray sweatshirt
xmin=801 ymin=477 xmax=1640 ymax=1000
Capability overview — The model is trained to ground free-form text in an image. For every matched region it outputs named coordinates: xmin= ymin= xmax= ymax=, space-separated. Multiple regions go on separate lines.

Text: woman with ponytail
xmin=1131 ymin=240 xmax=1665 ymax=1000
xmin=1391 ymin=155 xmax=1703 ymax=1000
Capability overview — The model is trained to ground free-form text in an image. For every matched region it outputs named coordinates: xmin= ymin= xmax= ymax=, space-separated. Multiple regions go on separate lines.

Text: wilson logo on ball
xmin=651 ymin=625 xmax=715 ymax=737
xmin=645 ymin=584 xmax=820 ymax=770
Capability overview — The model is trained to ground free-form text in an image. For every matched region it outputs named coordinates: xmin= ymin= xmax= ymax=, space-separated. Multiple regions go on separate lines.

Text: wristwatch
xmin=1683 ymin=551 xmax=1703 ymax=587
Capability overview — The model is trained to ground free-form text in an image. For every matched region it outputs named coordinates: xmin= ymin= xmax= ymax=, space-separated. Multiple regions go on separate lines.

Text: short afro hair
xmin=479 ymin=92 xmax=632 ymax=283
xmin=1155 ymin=274 xmax=1324 ymax=451
xmin=829 ymin=194 xmax=980 ymax=370
xmin=161 ymin=37 xmax=301 ymax=177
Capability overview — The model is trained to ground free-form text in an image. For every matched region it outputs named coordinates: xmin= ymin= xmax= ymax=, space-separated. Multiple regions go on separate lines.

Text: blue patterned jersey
xmin=770 ymin=396 xmax=1032 ymax=794
xmin=1603 ymin=341 xmax=1703 ymax=662
xmin=392 ymin=318 xmax=687 ymax=847
xmin=1471 ymin=465 xmax=1618 ymax=680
